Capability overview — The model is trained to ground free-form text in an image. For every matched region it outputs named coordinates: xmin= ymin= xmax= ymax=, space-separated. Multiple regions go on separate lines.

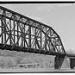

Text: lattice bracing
xmin=0 ymin=6 xmax=66 ymax=56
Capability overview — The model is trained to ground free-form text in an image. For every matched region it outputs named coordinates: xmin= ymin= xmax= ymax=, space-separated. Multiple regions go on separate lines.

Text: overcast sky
xmin=0 ymin=3 xmax=75 ymax=52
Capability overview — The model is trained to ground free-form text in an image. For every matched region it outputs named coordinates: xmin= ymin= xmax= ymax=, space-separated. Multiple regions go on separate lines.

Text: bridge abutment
xmin=54 ymin=55 xmax=65 ymax=69
xmin=70 ymin=58 xmax=75 ymax=69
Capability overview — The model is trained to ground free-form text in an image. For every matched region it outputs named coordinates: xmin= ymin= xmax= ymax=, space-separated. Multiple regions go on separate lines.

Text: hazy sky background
xmin=0 ymin=4 xmax=75 ymax=53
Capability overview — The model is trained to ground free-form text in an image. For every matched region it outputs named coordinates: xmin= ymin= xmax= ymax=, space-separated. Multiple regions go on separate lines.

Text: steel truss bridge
xmin=0 ymin=6 xmax=75 ymax=69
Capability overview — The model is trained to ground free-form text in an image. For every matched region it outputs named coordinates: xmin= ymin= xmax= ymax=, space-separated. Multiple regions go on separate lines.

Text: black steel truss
xmin=0 ymin=6 xmax=66 ymax=56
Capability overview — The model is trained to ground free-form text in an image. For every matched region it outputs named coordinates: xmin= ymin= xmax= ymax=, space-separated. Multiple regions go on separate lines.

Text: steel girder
xmin=0 ymin=6 xmax=66 ymax=56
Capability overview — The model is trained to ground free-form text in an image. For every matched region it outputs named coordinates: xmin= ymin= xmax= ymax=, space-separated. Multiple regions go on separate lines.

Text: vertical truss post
xmin=24 ymin=24 xmax=25 ymax=48
xmin=45 ymin=35 xmax=47 ymax=50
xmin=1 ymin=17 xmax=3 ymax=44
xmin=3 ymin=10 xmax=6 ymax=44
xmin=13 ymin=21 xmax=15 ymax=44
xmin=40 ymin=26 xmax=42 ymax=49
xmin=35 ymin=27 xmax=36 ymax=49
xmin=21 ymin=25 xmax=23 ymax=47
xmin=45 ymin=28 xmax=47 ymax=50
xmin=9 ymin=19 xmax=12 ymax=45
xmin=29 ymin=26 xmax=31 ymax=48
xmin=17 ymin=22 xmax=19 ymax=46
xmin=13 ymin=18 xmax=15 ymax=44
xmin=35 ymin=29 xmax=41 ymax=49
